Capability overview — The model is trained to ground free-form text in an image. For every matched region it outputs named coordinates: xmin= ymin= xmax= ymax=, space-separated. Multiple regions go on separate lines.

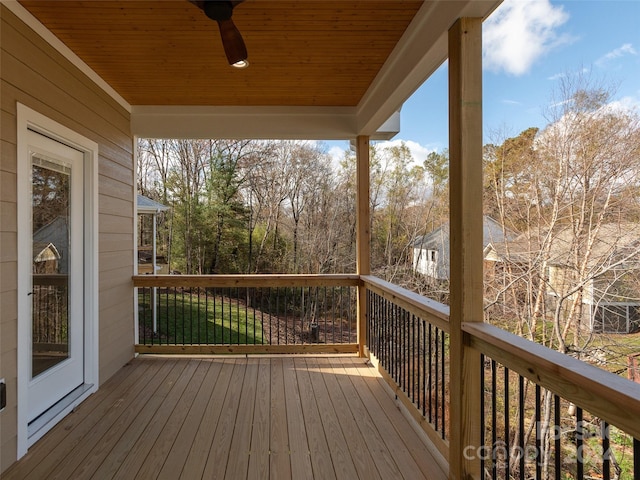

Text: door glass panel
xmin=31 ymin=156 xmax=71 ymax=378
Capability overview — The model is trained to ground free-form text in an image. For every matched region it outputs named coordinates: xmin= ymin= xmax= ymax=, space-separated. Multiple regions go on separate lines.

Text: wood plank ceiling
xmin=18 ymin=1 xmax=424 ymax=107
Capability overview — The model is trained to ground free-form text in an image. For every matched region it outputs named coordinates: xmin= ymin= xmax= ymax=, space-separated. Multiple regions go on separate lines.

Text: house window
xmin=426 ymin=249 xmax=438 ymax=277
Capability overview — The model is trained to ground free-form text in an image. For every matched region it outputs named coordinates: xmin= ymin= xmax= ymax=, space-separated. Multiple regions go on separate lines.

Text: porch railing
xmin=467 ymin=323 xmax=640 ymax=480
xmin=362 ymin=275 xmax=451 ymax=462
xmin=32 ymin=273 xmax=68 ymax=345
xmin=133 ymin=274 xmax=359 ymax=354
xmin=360 ymin=276 xmax=639 ymax=479
xmin=132 ymin=273 xmax=640 ymax=477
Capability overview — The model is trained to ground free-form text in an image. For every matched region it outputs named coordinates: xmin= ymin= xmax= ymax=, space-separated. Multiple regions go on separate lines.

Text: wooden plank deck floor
xmin=4 ymin=355 xmax=447 ymax=480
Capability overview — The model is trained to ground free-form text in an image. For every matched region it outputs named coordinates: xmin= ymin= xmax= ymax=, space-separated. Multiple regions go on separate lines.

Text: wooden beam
xmin=356 ymin=135 xmax=371 ymax=357
xmin=448 ymin=17 xmax=483 ymax=480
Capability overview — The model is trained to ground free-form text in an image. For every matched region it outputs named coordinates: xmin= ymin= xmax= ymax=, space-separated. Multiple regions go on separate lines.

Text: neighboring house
xmin=137 ymin=194 xmax=170 ymax=275
xmin=546 ymin=224 xmax=640 ymax=334
xmin=412 ymin=216 xmax=517 ymax=281
xmin=32 ymin=216 xmax=69 ymax=274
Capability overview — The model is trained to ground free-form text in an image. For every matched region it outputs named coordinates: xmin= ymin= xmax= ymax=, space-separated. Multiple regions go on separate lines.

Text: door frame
xmin=16 ymin=104 xmax=99 ymax=458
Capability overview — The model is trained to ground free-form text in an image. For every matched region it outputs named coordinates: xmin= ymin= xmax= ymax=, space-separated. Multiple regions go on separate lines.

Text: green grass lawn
xmin=138 ymin=291 xmax=265 ymax=345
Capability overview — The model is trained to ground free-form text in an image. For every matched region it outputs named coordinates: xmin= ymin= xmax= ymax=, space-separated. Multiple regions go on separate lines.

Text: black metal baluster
xmin=505 ymin=367 xmax=510 ymax=479
xmin=633 ymin=437 xmax=639 ymax=479
xmin=174 ymin=287 xmax=179 ymax=345
xmin=492 ymin=360 xmax=497 ymax=480
xmin=245 ymin=287 xmax=249 ymax=345
xmin=187 ymin=287 xmax=192 ymax=344
xmin=196 ymin=287 xmax=200 ymax=344
xmin=276 ymin=288 xmax=280 ymax=345
xmin=236 ymin=287 xmax=240 ymax=344
xmin=480 ymin=353 xmax=485 ymax=480
xmin=390 ymin=302 xmax=395 ymax=380
xmin=334 ymin=286 xmax=338 ymax=344
xmin=554 ymin=395 xmax=561 ymax=480
xmin=435 ymin=326 xmax=439 ymax=433
xmin=576 ymin=406 xmax=583 ymax=480
xmin=325 ymin=286 xmax=330 ymax=344
xmin=164 ymin=286 xmax=170 ymax=345
xmin=412 ymin=314 xmax=416 ymax=404
xmin=268 ymin=287 xmax=272 ymax=345
xmin=293 ymin=287 xmax=302 ymax=343
xmin=602 ymin=421 xmax=610 ymax=480
xmin=387 ymin=299 xmax=391 ymax=376
xmin=369 ymin=292 xmax=374 ymax=355
xmin=519 ymin=375 xmax=525 ymax=480
xmin=406 ymin=310 xmax=410 ymax=396
xmin=405 ymin=310 xmax=409 ymax=396
xmin=252 ymin=288 xmax=257 ymax=345
xmin=400 ymin=308 xmax=404 ymax=391
xmin=205 ymin=288 xmax=209 ymax=344
xmin=221 ymin=288 xmax=226 ymax=343
xmin=138 ymin=287 xmax=144 ymax=345
xmin=428 ymin=323 xmax=433 ymax=424
xmin=441 ymin=329 xmax=446 ymax=439
xmin=391 ymin=302 xmax=396 ymax=381
xmin=422 ymin=320 xmax=427 ymax=417
xmin=213 ymin=289 xmax=218 ymax=344
xmin=379 ymin=294 xmax=383 ymax=360
xmin=260 ymin=288 xmax=264 ymax=345
xmin=535 ymin=385 xmax=541 ymax=480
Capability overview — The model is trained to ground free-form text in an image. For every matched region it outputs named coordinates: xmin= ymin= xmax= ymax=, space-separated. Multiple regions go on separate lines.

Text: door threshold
xmin=28 ymin=383 xmax=94 ymax=443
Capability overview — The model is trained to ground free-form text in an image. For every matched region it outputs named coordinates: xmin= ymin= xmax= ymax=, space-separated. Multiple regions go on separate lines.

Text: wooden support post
xmin=356 ymin=135 xmax=371 ymax=358
xmin=448 ymin=17 xmax=483 ymax=480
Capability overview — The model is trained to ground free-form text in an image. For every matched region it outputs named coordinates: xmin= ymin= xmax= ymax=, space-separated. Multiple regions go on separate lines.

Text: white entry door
xmin=26 ymin=129 xmax=85 ymax=423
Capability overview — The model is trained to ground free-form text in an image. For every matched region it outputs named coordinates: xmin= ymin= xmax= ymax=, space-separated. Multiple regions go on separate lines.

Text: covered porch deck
xmin=3 ymin=355 xmax=446 ymax=480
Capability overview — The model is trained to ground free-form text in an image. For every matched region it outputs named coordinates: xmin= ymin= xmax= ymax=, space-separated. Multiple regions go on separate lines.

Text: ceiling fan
xmin=192 ymin=1 xmax=248 ymax=68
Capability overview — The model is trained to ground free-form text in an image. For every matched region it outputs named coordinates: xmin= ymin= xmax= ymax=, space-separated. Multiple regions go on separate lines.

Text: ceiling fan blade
xmin=217 ymin=18 xmax=248 ymax=65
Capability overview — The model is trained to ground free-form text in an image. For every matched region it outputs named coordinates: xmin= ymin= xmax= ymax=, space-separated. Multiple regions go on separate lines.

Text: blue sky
xmin=330 ymin=0 xmax=640 ymax=164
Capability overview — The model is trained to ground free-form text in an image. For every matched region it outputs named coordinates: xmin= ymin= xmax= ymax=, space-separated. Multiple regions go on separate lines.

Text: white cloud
xmin=596 ymin=43 xmax=637 ymax=67
xmin=323 ymin=139 xmax=437 ymax=170
xmin=483 ymin=0 xmax=571 ymax=76
xmin=602 ymin=95 xmax=640 ymax=114
xmin=547 ymin=67 xmax=589 ymax=81
xmin=547 ymin=72 xmax=566 ymax=81
xmin=327 ymin=144 xmax=348 ymax=169
xmin=374 ymin=139 xmax=436 ymax=167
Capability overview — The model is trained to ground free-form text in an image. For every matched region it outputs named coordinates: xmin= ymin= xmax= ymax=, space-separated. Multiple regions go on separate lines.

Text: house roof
xmin=11 ymin=0 xmax=501 ymax=139
xmin=482 ymin=223 xmax=640 ymax=267
xmin=547 ymin=223 xmax=640 ymax=268
xmin=414 ymin=216 xmax=517 ymax=250
xmin=137 ymin=194 xmax=170 ymax=214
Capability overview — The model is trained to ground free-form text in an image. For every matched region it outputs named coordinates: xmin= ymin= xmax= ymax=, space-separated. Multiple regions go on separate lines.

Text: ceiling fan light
xmin=231 ymin=59 xmax=249 ymax=68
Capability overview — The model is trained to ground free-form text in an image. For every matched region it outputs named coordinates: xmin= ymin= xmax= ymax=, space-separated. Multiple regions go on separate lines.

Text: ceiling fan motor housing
xmin=204 ymin=1 xmax=234 ymax=22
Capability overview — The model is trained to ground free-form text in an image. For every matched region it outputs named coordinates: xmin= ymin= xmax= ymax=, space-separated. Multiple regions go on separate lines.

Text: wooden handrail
xmin=361 ymin=275 xmax=450 ymax=333
xmin=132 ymin=273 xmax=360 ymax=288
xmin=464 ymin=322 xmax=640 ymax=440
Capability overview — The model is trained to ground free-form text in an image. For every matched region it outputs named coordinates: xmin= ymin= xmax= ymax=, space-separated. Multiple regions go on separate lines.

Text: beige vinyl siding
xmin=0 ymin=5 xmax=134 ymax=473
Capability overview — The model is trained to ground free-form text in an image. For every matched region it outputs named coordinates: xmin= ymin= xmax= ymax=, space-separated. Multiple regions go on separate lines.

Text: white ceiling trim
xmin=2 ymin=0 xmax=131 ymax=112
xmin=131 ymin=105 xmax=362 ymax=140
